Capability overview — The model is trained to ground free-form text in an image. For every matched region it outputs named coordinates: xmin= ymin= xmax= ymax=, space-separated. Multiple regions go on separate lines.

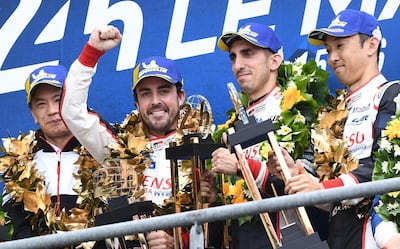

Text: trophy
xmin=166 ymin=95 xmax=226 ymax=248
xmin=92 ymin=112 xmax=155 ymax=249
xmin=226 ymin=83 xmax=329 ymax=249
xmin=93 ymin=158 xmax=154 ymax=248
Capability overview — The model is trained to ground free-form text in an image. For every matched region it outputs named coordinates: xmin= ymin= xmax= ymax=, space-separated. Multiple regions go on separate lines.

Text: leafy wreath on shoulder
xmin=0 ymin=102 xmax=208 ymax=246
xmin=0 ymin=112 xmax=151 ymax=248
xmin=212 ymin=58 xmax=371 ymax=221
xmin=212 ymin=59 xmax=333 ymax=224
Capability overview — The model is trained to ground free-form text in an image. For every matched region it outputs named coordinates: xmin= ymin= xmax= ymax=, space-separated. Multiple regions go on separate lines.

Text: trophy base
xmin=96 ymin=197 xmax=154 ymax=226
xmin=280 ymin=223 xmax=329 ymax=249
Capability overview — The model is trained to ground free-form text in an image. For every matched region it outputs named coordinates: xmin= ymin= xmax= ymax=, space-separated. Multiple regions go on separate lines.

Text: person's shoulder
xmin=376 ymin=80 xmax=400 ymax=99
xmin=382 ymin=80 xmax=400 ymax=96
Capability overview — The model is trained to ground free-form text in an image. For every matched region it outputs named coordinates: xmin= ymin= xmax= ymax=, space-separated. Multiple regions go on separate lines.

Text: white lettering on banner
xmin=378 ymin=0 xmax=400 ymax=20
xmin=329 ymin=0 xmax=352 ymax=14
xmin=301 ymin=0 xmax=321 ymax=35
xmin=378 ymin=38 xmax=387 ymax=71
xmin=315 ymin=49 xmax=328 ymax=70
xmin=301 ymin=0 xmax=352 ymax=35
xmin=0 ymin=0 xmax=60 ymax=94
xmin=85 ymin=0 xmax=143 ymax=71
xmin=301 ymin=0 xmax=399 ymax=35
xmin=166 ymin=0 xmax=217 ymax=59
xmin=361 ymin=0 xmax=377 ymax=14
xmin=0 ymin=0 xmax=398 ymax=95
xmin=36 ymin=1 xmax=69 ymax=44
xmin=222 ymin=0 xmax=271 ymax=33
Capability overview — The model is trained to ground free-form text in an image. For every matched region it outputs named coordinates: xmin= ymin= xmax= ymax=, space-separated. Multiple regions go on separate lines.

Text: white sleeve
xmin=374 ymin=221 xmax=399 ymax=248
xmin=60 ymin=59 xmax=116 ymax=163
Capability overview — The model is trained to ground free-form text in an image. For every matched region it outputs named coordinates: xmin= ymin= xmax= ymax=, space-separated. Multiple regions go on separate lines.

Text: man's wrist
xmin=78 ymin=43 xmax=105 ymax=67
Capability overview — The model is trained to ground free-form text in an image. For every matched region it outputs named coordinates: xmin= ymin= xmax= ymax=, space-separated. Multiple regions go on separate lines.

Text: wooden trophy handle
xmin=228 ymin=128 xmax=281 ymax=249
xmin=267 ymin=131 xmax=314 ymax=235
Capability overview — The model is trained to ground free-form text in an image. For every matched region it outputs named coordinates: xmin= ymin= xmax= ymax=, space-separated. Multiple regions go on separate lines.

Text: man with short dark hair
xmin=211 ymin=22 xmax=295 ymax=249
xmin=2 ymin=65 xmax=80 ymax=240
xmin=60 ymin=25 xmax=218 ymax=248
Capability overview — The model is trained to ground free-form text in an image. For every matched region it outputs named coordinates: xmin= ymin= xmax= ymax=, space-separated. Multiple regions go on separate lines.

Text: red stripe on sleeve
xmin=78 ymin=43 xmax=105 ymax=67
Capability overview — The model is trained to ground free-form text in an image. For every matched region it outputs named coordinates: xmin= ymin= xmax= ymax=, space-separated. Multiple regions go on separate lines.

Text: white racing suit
xmin=60 ymin=43 xmax=202 ymax=248
xmin=60 ymin=43 xmax=179 ymax=206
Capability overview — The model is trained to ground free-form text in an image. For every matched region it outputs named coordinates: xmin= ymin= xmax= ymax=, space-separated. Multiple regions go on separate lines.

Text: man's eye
xmin=160 ymin=89 xmax=170 ymax=95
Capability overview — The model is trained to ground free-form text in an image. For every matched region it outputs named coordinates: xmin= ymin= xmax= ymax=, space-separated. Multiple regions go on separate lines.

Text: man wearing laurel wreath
xmin=60 ymin=25 xmax=218 ymax=249
xmin=1 ymin=65 xmax=88 ymax=242
xmin=268 ymin=9 xmax=400 ymax=249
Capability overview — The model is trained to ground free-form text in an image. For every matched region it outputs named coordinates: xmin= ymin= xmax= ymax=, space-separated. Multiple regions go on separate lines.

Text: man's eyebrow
xmin=158 ymin=83 xmax=173 ymax=89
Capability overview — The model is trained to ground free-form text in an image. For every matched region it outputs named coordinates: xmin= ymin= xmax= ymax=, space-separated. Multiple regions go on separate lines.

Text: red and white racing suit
xmin=2 ymin=130 xmax=80 ymax=240
xmin=60 ymin=43 xmax=178 ymax=206
xmin=229 ymin=85 xmax=283 ymax=249
xmin=244 ymin=84 xmax=282 ymax=189
xmin=60 ymin=43 xmax=196 ymax=248
xmin=323 ymin=74 xmax=400 ymax=249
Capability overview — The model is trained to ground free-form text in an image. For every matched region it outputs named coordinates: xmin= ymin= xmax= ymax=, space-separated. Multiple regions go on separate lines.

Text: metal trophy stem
xmin=166 ymin=134 xmax=224 ymax=249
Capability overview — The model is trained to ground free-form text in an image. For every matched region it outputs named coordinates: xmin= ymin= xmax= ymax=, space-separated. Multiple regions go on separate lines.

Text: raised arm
xmin=60 ymin=25 xmax=122 ymax=162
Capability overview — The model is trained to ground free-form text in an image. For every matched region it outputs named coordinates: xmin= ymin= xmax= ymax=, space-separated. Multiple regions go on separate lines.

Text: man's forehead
xmin=136 ymin=77 xmax=174 ymax=90
xmin=31 ymin=84 xmax=62 ymax=98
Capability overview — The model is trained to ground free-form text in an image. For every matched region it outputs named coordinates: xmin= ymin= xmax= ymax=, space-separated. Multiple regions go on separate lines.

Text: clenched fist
xmin=88 ymin=25 xmax=122 ymax=51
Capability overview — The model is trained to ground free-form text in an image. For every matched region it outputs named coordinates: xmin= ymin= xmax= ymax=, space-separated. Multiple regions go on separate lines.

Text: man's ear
xmin=367 ymin=36 xmax=380 ymax=57
xmin=135 ymin=102 xmax=140 ymax=111
xmin=270 ymin=53 xmax=283 ymax=71
xmin=178 ymin=89 xmax=186 ymax=106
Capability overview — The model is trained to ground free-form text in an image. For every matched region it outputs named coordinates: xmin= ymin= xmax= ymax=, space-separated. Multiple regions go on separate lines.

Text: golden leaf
xmin=0 ymin=156 xmax=16 ymax=173
xmin=178 ymin=192 xmax=192 ymax=205
xmin=23 ymin=183 xmax=51 ymax=213
xmin=127 ymin=135 xmax=149 ymax=155
xmin=319 ymin=109 xmax=348 ymax=130
xmin=311 ymin=129 xmax=333 ymax=153
xmin=1 ymin=131 xmax=35 ymax=156
xmin=312 ymin=89 xmax=359 ymax=180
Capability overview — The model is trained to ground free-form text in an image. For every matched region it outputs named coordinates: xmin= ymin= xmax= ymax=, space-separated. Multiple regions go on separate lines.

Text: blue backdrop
xmin=1 ymin=0 xmax=399 ymax=139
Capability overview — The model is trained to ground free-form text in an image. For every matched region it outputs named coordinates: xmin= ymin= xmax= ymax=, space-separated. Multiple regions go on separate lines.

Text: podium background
xmin=1 ymin=0 xmax=399 ymax=140
xmin=3 ymin=0 xmax=395 ymax=239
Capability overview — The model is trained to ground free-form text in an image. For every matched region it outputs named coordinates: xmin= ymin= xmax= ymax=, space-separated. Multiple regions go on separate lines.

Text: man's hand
xmin=266 ymin=147 xmax=297 ymax=179
xmin=146 ymin=230 xmax=174 ymax=249
xmin=211 ymin=147 xmax=238 ymax=176
xmin=200 ymin=170 xmax=217 ymax=204
xmin=285 ymin=164 xmax=323 ymax=194
xmin=88 ymin=25 xmax=122 ymax=51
